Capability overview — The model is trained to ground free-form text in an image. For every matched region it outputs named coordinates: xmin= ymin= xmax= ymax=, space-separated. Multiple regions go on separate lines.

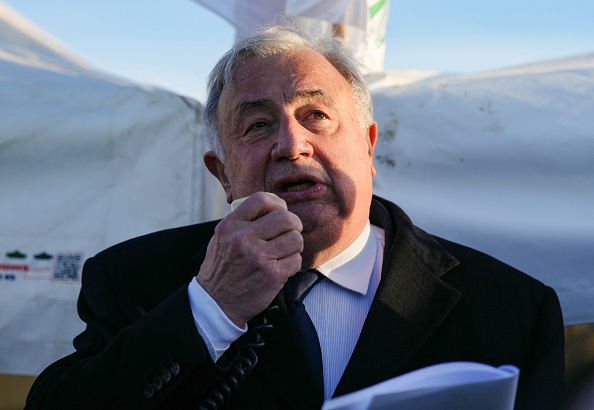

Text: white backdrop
xmin=370 ymin=54 xmax=594 ymax=326
xmin=0 ymin=2 xmax=224 ymax=375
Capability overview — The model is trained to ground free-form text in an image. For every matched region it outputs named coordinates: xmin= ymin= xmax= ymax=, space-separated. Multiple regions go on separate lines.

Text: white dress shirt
xmin=188 ymin=221 xmax=385 ymax=399
xmin=308 ymin=222 xmax=385 ymax=398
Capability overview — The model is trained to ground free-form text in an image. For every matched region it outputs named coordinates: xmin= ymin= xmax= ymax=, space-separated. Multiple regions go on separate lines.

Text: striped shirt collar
xmin=315 ymin=221 xmax=377 ymax=295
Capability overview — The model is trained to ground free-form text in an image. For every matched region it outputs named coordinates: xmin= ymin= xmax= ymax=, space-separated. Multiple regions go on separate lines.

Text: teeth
xmin=282 ymin=181 xmax=315 ymax=192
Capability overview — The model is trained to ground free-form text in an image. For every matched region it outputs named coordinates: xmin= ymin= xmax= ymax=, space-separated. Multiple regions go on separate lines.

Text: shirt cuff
xmin=188 ymin=277 xmax=247 ymax=362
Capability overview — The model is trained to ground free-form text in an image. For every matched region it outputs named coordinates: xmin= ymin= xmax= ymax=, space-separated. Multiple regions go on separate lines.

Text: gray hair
xmin=203 ymin=23 xmax=373 ymax=160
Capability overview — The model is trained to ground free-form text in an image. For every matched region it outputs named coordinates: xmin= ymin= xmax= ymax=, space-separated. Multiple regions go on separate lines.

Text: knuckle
xmin=228 ymin=230 xmax=252 ymax=251
xmin=290 ymin=252 xmax=302 ymax=266
xmin=252 ymin=251 xmax=268 ymax=268
xmin=287 ymin=230 xmax=304 ymax=248
xmin=281 ymin=253 xmax=302 ymax=274
xmin=276 ymin=209 xmax=297 ymax=226
xmin=214 ymin=217 xmax=234 ymax=235
xmin=253 ymin=191 xmax=268 ymax=200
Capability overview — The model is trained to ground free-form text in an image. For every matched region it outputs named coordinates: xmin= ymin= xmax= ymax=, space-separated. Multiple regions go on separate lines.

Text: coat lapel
xmin=334 ymin=198 xmax=461 ymax=396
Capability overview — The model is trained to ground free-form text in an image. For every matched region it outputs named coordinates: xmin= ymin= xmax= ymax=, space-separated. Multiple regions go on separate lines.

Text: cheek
xmin=325 ymin=139 xmax=373 ymax=190
xmin=329 ymin=138 xmax=370 ymax=170
xmin=227 ymin=148 xmax=269 ymax=188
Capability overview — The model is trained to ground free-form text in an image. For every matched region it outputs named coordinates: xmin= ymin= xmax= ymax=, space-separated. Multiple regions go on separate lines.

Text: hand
xmin=196 ymin=192 xmax=303 ymax=327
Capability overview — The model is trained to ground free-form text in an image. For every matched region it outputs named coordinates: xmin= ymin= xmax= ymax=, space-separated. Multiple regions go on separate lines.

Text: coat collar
xmin=333 ymin=197 xmax=461 ymax=396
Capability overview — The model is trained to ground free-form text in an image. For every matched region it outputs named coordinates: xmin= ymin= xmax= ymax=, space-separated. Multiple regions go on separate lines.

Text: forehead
xmin=219 ymin=47 xmax=353 ymax=115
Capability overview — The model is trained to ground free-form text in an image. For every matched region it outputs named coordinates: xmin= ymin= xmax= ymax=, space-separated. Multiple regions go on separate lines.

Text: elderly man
xmin=27 ymin=25 xmax=564 ymax=409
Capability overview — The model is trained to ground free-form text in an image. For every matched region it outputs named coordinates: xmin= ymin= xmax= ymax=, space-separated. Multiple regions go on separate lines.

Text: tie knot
xmin=285 ymin=269 xmax=323 ymax=303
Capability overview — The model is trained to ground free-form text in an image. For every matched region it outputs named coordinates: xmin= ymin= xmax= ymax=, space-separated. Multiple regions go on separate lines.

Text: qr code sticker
xmin=53 ymin=253 xmax=83 ymax=281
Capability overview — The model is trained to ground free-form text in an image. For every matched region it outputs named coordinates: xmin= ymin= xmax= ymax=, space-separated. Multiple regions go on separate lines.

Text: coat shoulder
xmin=92 ymin=220 xmax=219 ymax=269
xmin=81 ymin=220 xmax=220 ymax=316
xmin=435 ymin=236 xmax=547 ymax=294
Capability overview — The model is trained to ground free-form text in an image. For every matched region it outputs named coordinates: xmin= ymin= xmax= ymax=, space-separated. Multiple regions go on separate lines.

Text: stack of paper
xmin=322 ymin=362 xmax=519 ymax=410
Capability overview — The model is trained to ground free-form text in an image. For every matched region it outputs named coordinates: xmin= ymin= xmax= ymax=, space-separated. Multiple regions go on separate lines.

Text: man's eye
xmin=249 ymin=121 xmax=268 ymax=130
xmin=312 ymin=112 xmax=326 ymax=120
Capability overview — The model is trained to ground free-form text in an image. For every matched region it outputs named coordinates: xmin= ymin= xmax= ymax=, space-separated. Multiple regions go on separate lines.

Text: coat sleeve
xmin=515 ymin=286 xmax=565 ymax=410
xmin=25 ymin=256 xmax=240 ymax=409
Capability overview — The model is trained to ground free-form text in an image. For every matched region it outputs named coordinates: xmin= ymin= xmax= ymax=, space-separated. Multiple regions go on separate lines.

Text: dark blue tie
xmin=284 ymin=269 xmax=324 ymax=394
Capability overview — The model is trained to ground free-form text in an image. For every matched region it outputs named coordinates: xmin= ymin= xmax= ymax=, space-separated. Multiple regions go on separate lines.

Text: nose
xmin=271 ymin=117 xmax=314 ymax=161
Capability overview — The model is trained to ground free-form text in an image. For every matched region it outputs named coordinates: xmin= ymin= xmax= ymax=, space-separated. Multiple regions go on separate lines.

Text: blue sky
xmin=4 ymin=0 xmax=593 ymax=102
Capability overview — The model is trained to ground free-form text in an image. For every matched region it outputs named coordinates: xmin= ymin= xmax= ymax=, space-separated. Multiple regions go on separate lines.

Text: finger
xmin=261 ymin=229 xmax=304 ymax=260
xmin=231 ymin=192 xmax=282 ymax=211
xmin=275 ymin=252 xmax=303 ymax=281
xmin=232 ymin=192 xmax=286 ymax=221
xmin=243 ymin=229 xmax=302 ymax=272
xmin=250 ymin=208 xmax=303 ymax=241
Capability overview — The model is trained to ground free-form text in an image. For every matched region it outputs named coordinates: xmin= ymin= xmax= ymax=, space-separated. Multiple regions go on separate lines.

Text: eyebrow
xmin=236 ymin=89 xmax=335 ymax=120
xmin=237 ymin=99 xmax=275 ymax=119
xmin=289 ymin=89 xmax=334 ymax=106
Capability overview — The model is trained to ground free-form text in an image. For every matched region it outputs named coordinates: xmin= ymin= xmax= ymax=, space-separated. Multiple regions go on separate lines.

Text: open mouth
xmin=278 ymin=180 xmax=316 ymax=193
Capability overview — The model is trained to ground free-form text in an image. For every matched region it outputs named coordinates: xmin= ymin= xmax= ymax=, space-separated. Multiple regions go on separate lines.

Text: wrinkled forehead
xmin=228 ymin=47 xmax=349 ymax=88
xmin=224 ymin=48 xmax=352 ymax=106
xmin=227 ymin=45 xmax=306 ymax=85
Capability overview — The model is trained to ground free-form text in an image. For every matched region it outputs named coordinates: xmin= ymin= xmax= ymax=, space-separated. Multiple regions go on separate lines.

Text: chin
xmin=294 ymin=207 xmax=342 ymax=235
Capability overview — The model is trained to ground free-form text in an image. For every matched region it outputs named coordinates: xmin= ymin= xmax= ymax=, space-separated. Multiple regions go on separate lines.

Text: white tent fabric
xmin=0 ymin=2 xmax=224 ymax=375
xmin=191 ymin=0 xmax=390 ymax=72
xmin=0 ymin=0 xmax=91 ymax=74
xmin=369 ymin=54 xmax=594 ymax=326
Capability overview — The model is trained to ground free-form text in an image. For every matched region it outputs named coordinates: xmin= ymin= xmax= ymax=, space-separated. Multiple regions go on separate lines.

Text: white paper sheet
xmin=323 ymin=362 xmax=519 ymax=410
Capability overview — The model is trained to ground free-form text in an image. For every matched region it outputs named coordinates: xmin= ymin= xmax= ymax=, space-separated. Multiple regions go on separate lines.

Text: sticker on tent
xmin=0 ymin=250 xmax=84 ymax=283
xmin=51 ymin=252 xmax=84 ymax=282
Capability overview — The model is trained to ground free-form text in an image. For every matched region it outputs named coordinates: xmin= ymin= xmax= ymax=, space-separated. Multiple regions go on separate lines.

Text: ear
xmin=203 ymin=151 xmax=234 ymax=204
xmin=368 ymin=122 xmax=378 ymax=177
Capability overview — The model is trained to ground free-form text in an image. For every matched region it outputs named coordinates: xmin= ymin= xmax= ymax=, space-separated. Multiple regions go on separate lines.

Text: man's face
xmin=205 ymin=47 xmax=377 ymax=265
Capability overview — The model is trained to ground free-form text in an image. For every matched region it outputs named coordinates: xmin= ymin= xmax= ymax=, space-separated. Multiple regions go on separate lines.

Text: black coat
xmin=26 ymin=196 xmax=565 ymax=409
